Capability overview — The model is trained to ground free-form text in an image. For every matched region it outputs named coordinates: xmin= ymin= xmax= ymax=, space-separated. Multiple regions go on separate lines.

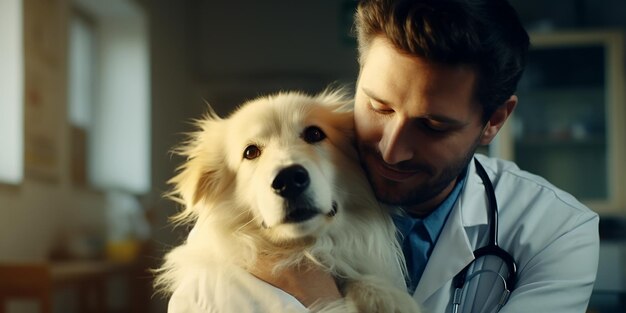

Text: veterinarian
xmin=255 ymin=0 xmax=600 ymax=312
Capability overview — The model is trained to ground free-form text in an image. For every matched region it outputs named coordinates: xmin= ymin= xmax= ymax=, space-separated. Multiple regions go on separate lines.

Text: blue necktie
xmin=403 ymin=219 xmax=431 ymax=294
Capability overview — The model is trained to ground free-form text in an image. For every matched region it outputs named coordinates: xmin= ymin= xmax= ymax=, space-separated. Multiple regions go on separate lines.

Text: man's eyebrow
xmin=362 ymin=88 xmax=390 ymax=105
xmin=423 ymin=114 xmax=467 ymax=126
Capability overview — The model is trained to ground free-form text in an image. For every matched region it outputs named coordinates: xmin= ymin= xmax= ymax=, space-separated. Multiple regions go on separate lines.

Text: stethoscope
xmin=450 ymin=158 xmax=518 ymax=313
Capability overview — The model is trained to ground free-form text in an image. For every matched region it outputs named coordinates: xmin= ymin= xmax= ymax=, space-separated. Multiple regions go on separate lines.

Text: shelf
xmin=515 ymin=136 xmax=606 ymax=148
xmin=491 ymin=30 xmax=626 ymax=214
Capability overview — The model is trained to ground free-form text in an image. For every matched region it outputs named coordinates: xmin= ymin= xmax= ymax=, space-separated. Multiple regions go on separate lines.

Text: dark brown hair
xmin=355 ymin=0 xmax=530 ymax=122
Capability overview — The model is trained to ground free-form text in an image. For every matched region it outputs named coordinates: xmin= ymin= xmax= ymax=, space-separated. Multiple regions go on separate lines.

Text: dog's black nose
xmin=272 ymin=165 xmax=310 ymax=199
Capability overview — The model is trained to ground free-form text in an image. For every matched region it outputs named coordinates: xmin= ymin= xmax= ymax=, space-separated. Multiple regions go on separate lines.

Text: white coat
xmin=414 ymin=154 xmax=599 ymax=312
xmin=167 ymin=154 xmax=599 ymax=312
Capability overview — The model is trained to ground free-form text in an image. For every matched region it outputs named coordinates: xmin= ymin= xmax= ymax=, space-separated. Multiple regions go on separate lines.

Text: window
xmin=68 ymin=13 xmax=95 ymax=185
xmin=68 ymin=0 xmax=150 ymax=194
xmin=0 ymin=0 xmax=24 ymax=184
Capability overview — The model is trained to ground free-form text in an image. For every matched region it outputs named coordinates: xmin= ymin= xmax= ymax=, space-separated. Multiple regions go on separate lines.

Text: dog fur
xmin=156 ymin=89 xmax=421 ymax=313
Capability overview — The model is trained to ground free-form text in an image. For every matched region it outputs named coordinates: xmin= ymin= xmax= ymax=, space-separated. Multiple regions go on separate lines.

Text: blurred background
xmin=0 ymin=0 xmax=625 ymax=312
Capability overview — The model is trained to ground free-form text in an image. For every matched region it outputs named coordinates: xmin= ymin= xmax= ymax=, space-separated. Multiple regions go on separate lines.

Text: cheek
xmin=234 ymin=163 xmax=256 ymax=201
xmin=417 ymin=134 xmax=476 ymax=165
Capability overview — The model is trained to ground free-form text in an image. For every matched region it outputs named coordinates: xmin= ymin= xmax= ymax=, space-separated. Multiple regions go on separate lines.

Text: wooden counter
xmin=0 ymin=260 xmax=151 ymax=313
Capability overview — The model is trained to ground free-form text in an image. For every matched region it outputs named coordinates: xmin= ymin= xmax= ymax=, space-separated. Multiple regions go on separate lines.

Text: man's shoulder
xmin=474 ymin=154 xmax=596 ymax=219
xmin=472 ymin=155 xmax=599 ymax=271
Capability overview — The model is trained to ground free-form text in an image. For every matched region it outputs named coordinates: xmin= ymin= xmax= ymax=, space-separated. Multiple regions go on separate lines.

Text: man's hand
xmin=249 ymin=255 xmax=342 ymax=307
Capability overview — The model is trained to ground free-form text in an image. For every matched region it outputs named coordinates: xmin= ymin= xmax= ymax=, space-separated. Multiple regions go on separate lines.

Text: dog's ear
xmin=315 ymin=86 xmax=355 ymax=137
xmin=191 ymin=161 xmax=234 ymax=207
xmin=313 ymin=88 xmax=360 ymax=161
xmin=168 ymin=112 xmax=233 ymax=222
xmin=315 ymin=86 xmax=354 ymax=113
xmin=315 ymin=87 xmax=354 ymax=138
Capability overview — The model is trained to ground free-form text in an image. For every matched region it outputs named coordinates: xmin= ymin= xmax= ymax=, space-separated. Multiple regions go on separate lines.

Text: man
xmin=256 ymin=0 xmax=599 ymax=312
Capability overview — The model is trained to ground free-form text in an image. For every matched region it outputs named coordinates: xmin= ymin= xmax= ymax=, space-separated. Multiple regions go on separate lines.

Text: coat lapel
xmin=413 ymin=157 xmax=491 ymax=304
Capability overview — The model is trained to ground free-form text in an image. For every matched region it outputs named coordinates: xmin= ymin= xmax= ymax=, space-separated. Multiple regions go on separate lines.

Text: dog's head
xmin=170 ymin=89 xmax=358 ymax=244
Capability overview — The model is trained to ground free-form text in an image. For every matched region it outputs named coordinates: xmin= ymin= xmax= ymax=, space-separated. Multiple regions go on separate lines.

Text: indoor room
xmin=1 ymin=0 xmax=625 ymax=312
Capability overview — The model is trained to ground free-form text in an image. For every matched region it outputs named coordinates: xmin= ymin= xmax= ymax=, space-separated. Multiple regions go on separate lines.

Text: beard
xmin=359 ymin=136 xmax=482 ymax=209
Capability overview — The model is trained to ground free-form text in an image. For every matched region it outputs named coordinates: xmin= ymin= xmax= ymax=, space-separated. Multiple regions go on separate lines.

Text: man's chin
xmin=369 ymin=177 xmax=416 ymax=206
xmin=369 ymin=172 xmax=448 ymax=209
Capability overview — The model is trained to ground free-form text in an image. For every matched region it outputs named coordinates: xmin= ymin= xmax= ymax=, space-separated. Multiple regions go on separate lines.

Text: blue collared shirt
xmin=393 ymin=173 xmax=467 ymax=293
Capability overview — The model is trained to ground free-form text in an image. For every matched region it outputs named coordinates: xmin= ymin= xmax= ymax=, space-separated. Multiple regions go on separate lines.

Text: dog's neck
xmin=257 ymin=234 xmax=316 ymax=260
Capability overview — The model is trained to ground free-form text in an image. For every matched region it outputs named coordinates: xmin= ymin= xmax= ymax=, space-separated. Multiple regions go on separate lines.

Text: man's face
xmin=355 ymin=37 xmax=488 ymax=215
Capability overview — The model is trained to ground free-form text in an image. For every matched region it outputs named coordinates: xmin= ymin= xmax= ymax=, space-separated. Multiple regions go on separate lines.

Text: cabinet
xmin=490 ymin=31 xmax=626 ymax=215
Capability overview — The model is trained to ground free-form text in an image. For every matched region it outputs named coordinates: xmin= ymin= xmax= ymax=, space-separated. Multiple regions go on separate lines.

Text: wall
xmin=186 ymin=0 xmax=360 ymax=116
xmin=0 ymin=0 xmax=197 ymax=260
xmin=0 ymin=1 xmax=193 ymax=311
xmin=192 ymin=0 xmax=358 ymax=80
xmin=0 ymin=0 xmax=107 ymax=262
xmin=147 ymin=0 xmax=195 ymax=242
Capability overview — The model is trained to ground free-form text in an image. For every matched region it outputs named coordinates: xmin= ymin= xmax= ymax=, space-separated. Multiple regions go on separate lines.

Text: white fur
xmin=156 ymin=89 xmax=421 ymax=313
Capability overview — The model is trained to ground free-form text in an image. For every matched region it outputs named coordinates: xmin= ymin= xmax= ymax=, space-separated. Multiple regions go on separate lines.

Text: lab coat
xmin=167 ymin=155 xmax=599 ymax=312
xmin=414 ymin=154 xmax=599 ymax=312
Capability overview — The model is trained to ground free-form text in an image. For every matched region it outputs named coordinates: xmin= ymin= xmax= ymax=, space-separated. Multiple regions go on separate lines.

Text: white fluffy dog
xmin=157 ymin=89 xmax=421 ymax=313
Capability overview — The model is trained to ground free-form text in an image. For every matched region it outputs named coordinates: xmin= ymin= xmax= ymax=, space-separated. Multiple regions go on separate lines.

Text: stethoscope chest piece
xmin=450 ymin=158 xmax=517 ymax=313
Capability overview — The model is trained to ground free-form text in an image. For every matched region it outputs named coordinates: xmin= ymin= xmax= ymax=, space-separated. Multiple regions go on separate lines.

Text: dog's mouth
xmin=284 ymin=201 xmax=338 ymax=224
xmin=284 ymin=208 xmax=319 ymax=223
xmin=261 ymin=201 xmax=338 ymax=229
xmin=327 ymin=201 xmax=338 ymax=217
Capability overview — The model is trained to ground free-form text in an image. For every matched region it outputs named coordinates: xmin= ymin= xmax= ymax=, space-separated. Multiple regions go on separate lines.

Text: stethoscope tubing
xmin=450 ymin=158 xmax=518 ymax=312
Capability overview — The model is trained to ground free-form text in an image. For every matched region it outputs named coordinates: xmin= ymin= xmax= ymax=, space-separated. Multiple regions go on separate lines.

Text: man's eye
xmin=243 ymin=145 xmax=261 ymax=160
xmin=302 ymin=126 xmax=326 ymax=143
xmin=369 ymin=101 xmax=394 ymax=114
xmin=422 ymin=121 xmax=449 ymax=133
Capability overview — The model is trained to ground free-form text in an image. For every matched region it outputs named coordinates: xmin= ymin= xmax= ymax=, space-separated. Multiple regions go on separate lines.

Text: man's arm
xmin=500 ymin=214 xmax=599 ymax=312
xmin=249 ymin=256 xmax=343 ymax=308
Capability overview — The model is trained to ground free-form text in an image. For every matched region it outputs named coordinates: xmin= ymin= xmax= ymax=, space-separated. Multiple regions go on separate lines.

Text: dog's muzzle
xmin=260 ymin=165 xmax=338 ymax=228
xmin=272 ymin=165 xmax=310 ymax=199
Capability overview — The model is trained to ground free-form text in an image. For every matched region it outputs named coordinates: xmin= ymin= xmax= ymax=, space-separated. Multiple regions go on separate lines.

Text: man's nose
xmin=379 ymin=116 xmax=414 ymax=164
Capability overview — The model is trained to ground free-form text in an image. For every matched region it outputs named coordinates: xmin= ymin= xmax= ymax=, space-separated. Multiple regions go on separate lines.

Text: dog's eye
xmin=243 ymin=145 xmax=261 ymax=160
xmin=302 ymin=126 xmax=326 ymax=143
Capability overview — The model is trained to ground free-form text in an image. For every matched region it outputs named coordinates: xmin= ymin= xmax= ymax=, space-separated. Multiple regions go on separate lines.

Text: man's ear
xmin=480 ymin=95 xmax=517 ymax=145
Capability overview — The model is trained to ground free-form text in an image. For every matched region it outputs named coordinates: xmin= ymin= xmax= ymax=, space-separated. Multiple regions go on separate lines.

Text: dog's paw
xmin=344 ymin=280 xmax=422 ymax=313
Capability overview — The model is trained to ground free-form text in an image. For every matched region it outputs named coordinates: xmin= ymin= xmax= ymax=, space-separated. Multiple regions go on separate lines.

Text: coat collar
xmin=413 ymin=156 xmax=491 ymax=303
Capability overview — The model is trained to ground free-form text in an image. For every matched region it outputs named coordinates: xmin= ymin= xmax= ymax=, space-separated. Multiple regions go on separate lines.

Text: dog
xmin=156 ymin=89 xmax=421 ymax=313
